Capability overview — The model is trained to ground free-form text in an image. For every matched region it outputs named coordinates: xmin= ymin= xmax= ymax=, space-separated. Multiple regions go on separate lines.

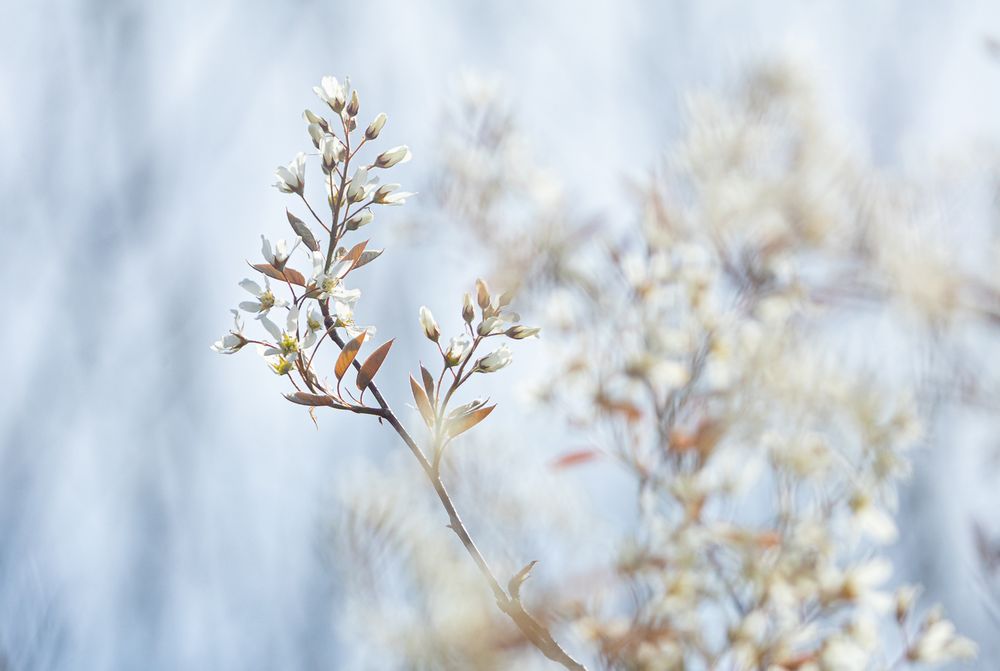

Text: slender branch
xmin=320 ymin=301 xmax=587 ymax=670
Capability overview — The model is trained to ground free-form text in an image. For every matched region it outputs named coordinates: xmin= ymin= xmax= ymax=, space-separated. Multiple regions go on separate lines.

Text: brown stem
xmin=320 ymin=302 xmax=587 ymax=670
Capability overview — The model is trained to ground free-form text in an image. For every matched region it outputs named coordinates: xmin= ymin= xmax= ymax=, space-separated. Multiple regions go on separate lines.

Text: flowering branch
xmin=214 ymin=75 xmax=585 ymax=670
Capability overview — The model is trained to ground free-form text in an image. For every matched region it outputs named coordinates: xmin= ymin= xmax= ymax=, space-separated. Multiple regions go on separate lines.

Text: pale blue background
xmin=2 ymin=1 xmax=999 ymax=668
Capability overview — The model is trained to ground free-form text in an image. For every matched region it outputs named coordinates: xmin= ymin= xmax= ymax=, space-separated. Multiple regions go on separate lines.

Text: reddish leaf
xmin=446 ymin=404 xmax=495 ymax=439
xmin=356 ymin=339 xmax=394 ymax=390
xmin=409 ymin=374 xmax=436 ymax=428
xmin=342 ymin=240 xmax=369 ymax=272
xmin=335 ymin=331 xmax=368 ymax=380
xmin=250 ymin=262 xmax=307 ymax=287
xmin=552 ymin=450 xmax=600 ymax=469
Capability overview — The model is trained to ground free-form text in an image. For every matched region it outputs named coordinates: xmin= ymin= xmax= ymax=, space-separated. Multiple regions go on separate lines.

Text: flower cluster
xmin=411 ymin=68 xmax=983 ymax=670
xmin=214 ymin=75 xmax=416 ymax=406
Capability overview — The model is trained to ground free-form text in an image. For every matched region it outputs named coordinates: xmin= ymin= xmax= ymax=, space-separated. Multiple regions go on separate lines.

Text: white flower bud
xmin=475 ymin=344 xmax=512 ymax=373
xmin=308 ymin=123 xmax=324 ymax=149
xmin=505 ymin=325 xmax=540 ymax=339
xmin=345 ymin=208 xmax=373 ymax=231
xmin=347 ymin=167 xmax=368 ymax=203
xmin=373 ymin=183 xmax=414 ymax=206
xmin=303 ymin=109 xmax=328 ymax=130
xmin=462 ymin=292 xmax=475 ymax=323
xmin=321 ymin=135 xmax=344 ymax=171
xmin=419 ymin=306 xmax=440 ymax=341
xmin=365 ymin=112 xmax=387 ymax=140
xmin=346 ymin=89 xmax=360 ymax=117
xmin=374 ymin=145 xmax=412 ymax=169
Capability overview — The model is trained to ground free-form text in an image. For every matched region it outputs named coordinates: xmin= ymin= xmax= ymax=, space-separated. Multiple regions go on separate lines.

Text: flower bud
xmin=346 ymin=89 xmax=360 ymax=117
xmin=444 ymin=335 xmax=471 ymax=367
xmin=462 ymin=293 xmax=475 ymax=323
xmin=365 ymin=112 xmax=387 ymax=140
xmin=308 ymin=123 xmax=324 ymax=149
xmin=372 ymin=183 xmax=415 ymax=205
xmin=475 ymin=344 xmax=512 ymax=373
xmin=303 ymin=109 xmax=329 ymax=131
xmin=321 ymin=135 xmax=344 ymax=172
xmin=506 ymin=325 xmax=540 ymax=339
xmin=345 ymin=208 xmax=373 ymax=231
xmin=475 ymin=278 xmax=490 ymax=310
xmin=374 ymin=145 xmax=412 ymax=169
xmin=419 ymin=306 xmax=440 ymax=341
xmin=477 ymin=315 xmax=505 ymax=336
xmin=347 ymin=167 xmax=368 ymax=203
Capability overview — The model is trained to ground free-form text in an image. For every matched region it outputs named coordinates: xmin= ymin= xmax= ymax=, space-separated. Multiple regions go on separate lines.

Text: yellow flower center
xmin=271 ymin=356 xmax=294 ymax=376
xmin=279 ymin=333 xmax=299 ymax=355
xmin=259 ymin=290 xmax=276 ymax=311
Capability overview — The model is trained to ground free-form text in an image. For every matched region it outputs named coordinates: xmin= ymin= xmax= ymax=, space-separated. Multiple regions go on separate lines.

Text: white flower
xmin=313 ymin=75 xmax=345 ymax=113
xmin=261 ymin=234 xmax=301 ymax=269
xmin=419 ymin=306 xmax=440 ymax=341
xmin=211 ymin=309 xmax=248 ymax=354
xmin=310 ymin=250 xmax=361 ymax=304
xmin=476 ymin=344 xmax=512 ymax=373
xmin=910 ymin=616 xmax=978 ymax=663
xmin=444 ymin=334 xmax=472 ymax=366
xmin=301 ymin=305 xmax=326 ymax=349
xmin=374 ymin=145 xmax=412 ymax=169
xmin=346 ymin=167 xmax=371 ymax=203
xmin=238 ymin=277 xmax=286 ymax=317
xmin=849 ymin=492 xmax=898 ymax=545
xmin=259 ymin=306 xmax=301 ymax=360
xmin=273 ymin=152 xmax=306 ymax=194
xmin=372 ymin=183 xmax=415 ymax=206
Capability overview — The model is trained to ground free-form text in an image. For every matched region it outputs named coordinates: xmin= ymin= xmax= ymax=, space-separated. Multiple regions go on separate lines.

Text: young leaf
xmin=287 ymin=209 xmax=318 ymax=252
xmin=335 ymin=331 xmax=368 ymax=380
xmin=284 ymin=392 xmax=337 ymax=407
xmin=409 ymin=374 xmax=436 ymax=428
xmin=446 ymin=404 xmax=496 ymax=438
xmin=420 ymin=364 xmax=436 ymax=405
xmin=342 ymin=239 xmax=369 ymax=271
xmin=250 ymin=262 xmax=307 ymax=287
xmin=354 ymin=249 xmax=384 ymax=269
xmin=356 ymin=339 xmax=394 ymax=390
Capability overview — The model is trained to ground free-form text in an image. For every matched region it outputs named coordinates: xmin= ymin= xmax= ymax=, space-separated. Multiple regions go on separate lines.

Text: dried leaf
xmin=507 ymin=560 xmax=538 ymax=600
xmin=552 ymin=449 xmax=600 ymax=469
xmin=446 ymin=404 xmax=495 ymax=438
xmin=287 ymin=209 xmax=319 ymax=252
xmin=250 ymin=262 xmax=307 ymax=287
xmin=356 ymin=339 xmax=394 ymax=390
xmin=420 ymin=364 xmax=436 ymax=405
xmin=409 ymin=374 xmax=436 ymax=428
xmin=284 ymin=392 xmax=337 ymax=407
xmin=335 ymin=331 xmax=368 ymax=380
xmin=354 ymin=249 xmax=384 ymax=270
